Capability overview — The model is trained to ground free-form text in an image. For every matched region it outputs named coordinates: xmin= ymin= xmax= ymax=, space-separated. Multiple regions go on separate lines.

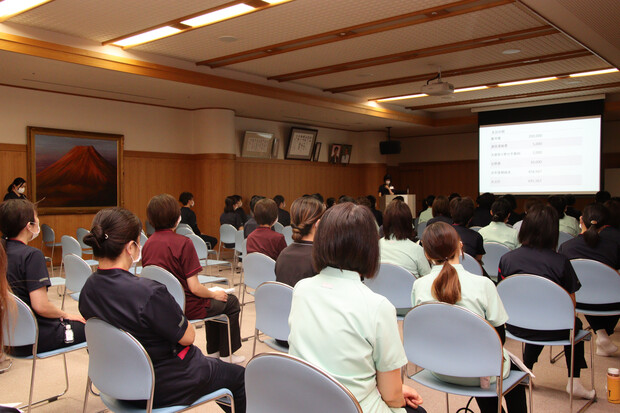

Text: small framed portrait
xmin=311 ymin=142 xmax=322 ymax=162
xmin=340 ymin=144 xmax=352 ymax=165
xmin=328 ymin=144 xmax=342 ymax=164
xmin=286 ymin=127 xmax=318 ymax=160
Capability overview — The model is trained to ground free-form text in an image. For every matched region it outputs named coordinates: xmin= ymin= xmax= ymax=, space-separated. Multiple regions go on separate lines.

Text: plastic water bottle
xmin=64 ymin=323 xmax=74 ymax=344
xmin=608 ymin=367 xmax=620 ymax=404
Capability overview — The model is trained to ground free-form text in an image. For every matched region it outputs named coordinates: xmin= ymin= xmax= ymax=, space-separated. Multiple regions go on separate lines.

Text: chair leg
xmin=20 ymin=353 xmax=72 ymax=411
xmin=217 ymin=243 xmax=222 ymax=261
xmin=252 ymin=328 xmax=259 ymax=357
xmin=82 ymin=377 xmax=91 ymax=413
xmin=239 ymin=285 xmax=246 ymax=329
xmin=550 ymin=345 xmax=565 ymax=364
xmin=445 ymin=392 xmax=450 ymax=413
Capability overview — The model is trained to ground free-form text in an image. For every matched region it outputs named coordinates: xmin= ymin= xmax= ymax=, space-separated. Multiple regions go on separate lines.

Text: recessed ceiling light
xmin=218 ymin=35 xmax=239 ymax=42
xmin=112 ymin=26 xmax=182 ymax=47
xmin=502 ymin=49 xmax=521 ymax=55
xmin=182 ymin=4 xmax=255 ymax=27
xmin=376 ymin=94 xmax=428 ymax=102
xmin=569 ymin=68 xmax=618 ymax=78
xmin=498 ymin=76 xmax=557 ymax=87
xmin=0 ymin=0 xmax=52 ymax=22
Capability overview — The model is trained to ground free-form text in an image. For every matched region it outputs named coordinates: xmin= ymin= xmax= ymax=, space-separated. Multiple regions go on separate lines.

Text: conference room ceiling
xmin=2 ymin=0 xmax=619 ymax=136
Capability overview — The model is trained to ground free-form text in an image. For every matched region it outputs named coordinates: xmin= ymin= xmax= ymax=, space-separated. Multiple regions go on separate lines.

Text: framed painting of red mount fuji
xmin=27 ymin=127 xmax=124 ymax=214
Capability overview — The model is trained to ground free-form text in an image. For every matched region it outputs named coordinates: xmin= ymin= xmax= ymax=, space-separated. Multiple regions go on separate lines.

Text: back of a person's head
xmin=431 ymin=195 xmax=450 ymax=218
xmin=448 ymin=192 xmax=460 ymax=201
xmin=604 ymin=199 xmax=620 ymax=229
xmin=147 ymin=194 xmax=180 ymax=230
xmin=565 ymin=194 xmax=576 ymax=206
xmin=423 ymin=195 xmax=436 ymax=210
xmin=449 ymin=197 xmax=474 ymax=226
xmin=273 ymin=195 xmax=284 ymax=207
xmin=291 ymin=196 xmax=325 ymax=242
xmin=518 ymin=204 xmax=558 ymax=250
xmin=84 ymin=208 xmax=142 ymax=260
xmin=367 ymin=195 xmax=377 ymax=208
xmin=490 ymin=198 xmax=511 ymax=222
xmin=313 ymin=202 xmax=379 ymax=278
xmin=338 ymin=195 xmax=356 ymax=204
xmin=250 ymin=195 xmax=265 ymax=213
xmin=356 ymin=196 xmax=371 ymax=208
xmin=596 ymin=190 xmax=611 ymax=204
xmin=421 ymin=222 xmax=461 ymax=304
xmin=224 ymin=196 xmax=236 ymax=213
xmin=312 ymin=193 xmax=324 ymax=203
xmin=0 ymin=199 xmax=35 ymax=239
xmin=581 ymin=203 xmax=608 ymax=248
xmin=548 ymin=195 xmax=567 ymax=218
xmin=476 ymin=192 xmax=495 ymax=209
xmin=254 ymin=198 xmax=278 ymax=226
xmin=326 ymin=197 xmax=336 ymax=209
xmin=232 ymin=195 xmax=242 ymax=204
xmin=179 ymin=192 xmax=193 ymax=206
xmin=502 ymin=194 xmax=517 ymax=210
xmin=523 ymin=198 xmax=543 ymax=214
xmin=383 ymin=200 xmax=413 ymax=241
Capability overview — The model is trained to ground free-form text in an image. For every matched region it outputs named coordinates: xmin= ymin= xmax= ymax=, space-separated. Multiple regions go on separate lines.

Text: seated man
xmin=179 ymin=192 xmax=218 ymax=249
xmin=246 ymin=198 xmax=287 ymax=260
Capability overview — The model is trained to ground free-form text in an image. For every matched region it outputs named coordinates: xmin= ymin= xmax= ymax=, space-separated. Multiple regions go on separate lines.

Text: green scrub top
xmin=478 ymin=221 xmax=519 ymax=250
xmin=559 ymin=215 xmax=580 ymax=237
xmin=380 ymin=237 xmax=431 ymax=278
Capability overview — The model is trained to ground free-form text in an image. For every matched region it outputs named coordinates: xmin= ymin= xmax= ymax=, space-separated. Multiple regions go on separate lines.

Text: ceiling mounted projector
xmin=421 ymin=70 xmax=454 ymax=96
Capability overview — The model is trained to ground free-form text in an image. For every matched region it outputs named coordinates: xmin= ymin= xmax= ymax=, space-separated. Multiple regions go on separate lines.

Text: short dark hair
xmin=356 ymin=196 xmax=371 ymax=208
xmin=7 ymin=177 xmax=26 ymax=193
xmin=432 ymin=196 xmax=450 ymax=218
xmin=147 ymin=194 xmax=180 ymax=230
xmin=383 ymin=200 xmax=414 ymax=241
xmin=273 ymin=195 xmax=285 ymax=207
xmin=518 ymin=204 xmax=558 ymax=250
xmin=0 ymin=199 xmax=35 ymax=239
xmin=476 ymin=192 xmax=495 ymax=209
xmin=254 ymin=198 xmax=278 ymax=226
xmin=326 ymin=197 xmax=336 ymax=209
xmin=604 ymin=199 xmax=620 ymax=229
xmin=596 ymin=190 xmax=611 ymax=204
xmin=502 ymin=194 xmax=517 ymax=210
xmin=312 ymin=193 xmax=324 ymax=203
xmin=448 ymin=192 xmax=460 ymax=201
xmin=423 ymin=195 xmax=436 ymax=210
xmin=250 ymin=195 xmax=265 ymax=213
xmin=449 ymin=197 xmax=475 ymax=226
xmin=84 ymin=208 xmax=141 ymax=259
xmin=548 ymin=195 xmax=567 ymax=219
xmin=338 ymin=195 xmax=356 ymax=204
xmin=490 ymin=198 xmax=511 ymax=222
xmin=232 ymin=195 xmax=242 ymax=203
xmin=179 ymin=192 xmax=193 ymax=206
xmin=313 ymin=203 xmax=379 ymax=278
xmin=224 ymin=196 xmax=236 ymax=213
xmin=367 ymin=195 xmax=377 ymax=208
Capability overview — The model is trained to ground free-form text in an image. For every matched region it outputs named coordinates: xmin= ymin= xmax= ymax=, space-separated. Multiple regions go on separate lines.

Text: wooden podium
xmin=378 ymin=194 xmax=416 ymax=216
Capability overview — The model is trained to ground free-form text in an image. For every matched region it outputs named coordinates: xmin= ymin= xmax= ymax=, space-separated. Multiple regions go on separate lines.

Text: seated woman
xmin=232 ymin=195 xmax=248 ymax=224
xmin=426 ymin=195 xmax=452 ymax=226
xmin=478 ymin=198 xmax=519 ymax=250
xmin=559 ymin=203 xmax=619 ymax=357
xmin=179 ymin=191 xmax=218 ymax=249
xmin=289 ymin=203 xmax=425 ymax=413
xmin=380 ymin=199 xmax=431 ymax=278
xmin=246 ymin=198 xmax=287 ymax=261
xmin=411 ymin=222 xmax=526 ymax=413
xmin=3 ymin=177 xmax=27 ymax=201
xmin=79 ymin=208 xmax=246 ymax=411
xmin=0 ymin=199 xmax=85 ymax=356
xmin=142 ymin=194 xmax=244 ymax=364
xmin=449 ymin=196 xmax=485 ymax=262
xmin=499 ymin=204 xmax=594 ymax=399
xmin=275 ymin=196 xmax=324 ymax=287
xmin=549 ymin=195 xmax=580 ymax=236
xmin=417 ymin=195 xmax=435 ymax=224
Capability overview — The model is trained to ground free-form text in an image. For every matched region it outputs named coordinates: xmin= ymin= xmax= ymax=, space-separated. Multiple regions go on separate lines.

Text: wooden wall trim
xmin=236 ymin=156 xmax=386 ymax=168
xmin=125 ymin=150 xmax=193 ymax=160
xmin=0 ymin=143 xmax=26 ymax=152
xmin=192 ymin=153 xmax=236 ymax=161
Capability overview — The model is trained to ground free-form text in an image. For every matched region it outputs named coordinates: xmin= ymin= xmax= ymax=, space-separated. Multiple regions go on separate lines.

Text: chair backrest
xmin=570 ymin=259 xmax=620 ymax=305
xmin=41 ymin=223 xmax=55 ymax=244
xmin=177 ymin=223 xmax=192 ymax=231
xmin=416 ymin=221 xmax=427 ymax=237
xmin=482 ymin=242 xmax=511 ymax=276
xmin=140 ymin=266 xmax=185 ymax=310
xmin=497 ymin=274 xmax=575 ymax=330
xmin=85 ymin=318 xmax=155 ymax=404
xmin=64 ymin=254 xmax=92 ymax=293
xmin=220 ymin=224 xmax=237 ymax=244
xmin=469 ymin=226 xmax=482 ymax=232
xmin=139 ymin=232 xmax=148 ymax=247
xmin=245 ymin=353 xmax=362 ymax=413
xmin=3 ymin=294 xmax=37 ymax=347
xmin=176 ymin=226 xmax=194 ymax=236
xmin=235 ymin=229 xmax=245 ymax=254
xmin=282 ymin=226 xmax=293 ymax=246
xmin=403 ymin=302 xmax=503 ymax=378
xmin=186 ymin=233 xmax=208 ymax=261
xmin=460 ymin=252 xmax=483 ymax=276
xmin=145 ymin=221 xmax=155 ymax=236
xmin=512 ymin=221 xmax=522 ymax=233
xmin=557 ymin=231 xmax=573 ymax=251
xmin=76 ymin=227 xmax=91 ymax=249
xmin=61 ymin=235 xmax=83 ymax=258
xmin=364 ymin=263 xmax=416 ymax=308
xmin=273 ymin=222 xmax=284 ymax=234
xmin=244 ymin=253 xmax=276 ymax=290
xmin=255 ymin=282 xmax=294 ymax=341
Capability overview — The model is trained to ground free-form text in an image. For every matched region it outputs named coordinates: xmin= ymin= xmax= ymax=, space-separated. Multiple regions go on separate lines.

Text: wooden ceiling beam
xmin=196 ymin=0 xmax=514 ymax=68
xmin=269 ymin=26 xmax=557 ymax=82
xmin=324 ymin=49 xmax=591 ymax=93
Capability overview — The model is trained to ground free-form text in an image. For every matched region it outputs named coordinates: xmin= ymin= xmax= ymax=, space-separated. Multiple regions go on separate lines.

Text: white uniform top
xmin=289 ymin=267 xmax=408 ymax=413
xmin=559 ymin=215 xmax=580 ymax=237
xmin=380 ymin=236 xmax=431 ymax=278
xmin=418 ymin=208 xmax=433 ymax=224
xmin=478 ymin=221 xmax=519 ymax=250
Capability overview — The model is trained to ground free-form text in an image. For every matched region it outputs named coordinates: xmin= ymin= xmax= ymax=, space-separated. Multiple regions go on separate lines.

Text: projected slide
xmin=479 ymin=116 xmax=601 ymax=195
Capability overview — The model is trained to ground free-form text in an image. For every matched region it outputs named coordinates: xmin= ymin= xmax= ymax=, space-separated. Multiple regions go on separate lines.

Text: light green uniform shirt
xmin=478 ymin=221 xmax=519 ymax=250
xmin=559 ymin=215 xmax=580 ymax=237
xmin=380 ymin=237 xmax=431 ymax=277
xmin=418 ymin=208 xmax=433 ymax=224
xmin=411 ymin=264 xmax=510 ymax=385
xmin=289 ymin=267 xmax=408 ymax=413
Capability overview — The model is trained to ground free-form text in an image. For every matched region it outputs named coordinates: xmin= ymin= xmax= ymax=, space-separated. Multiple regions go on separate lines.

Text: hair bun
xmin=84 ymin=225 xmax=105 ymax=250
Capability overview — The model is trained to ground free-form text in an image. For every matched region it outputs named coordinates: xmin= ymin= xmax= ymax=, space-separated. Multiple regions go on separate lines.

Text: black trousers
xmin=475 ymin=363 xmax=528 ymax=413
xmin=199 ymin=234 xmax=218 ymax=250
xmin=205 ymin=294 xmax=242 ymax=357
xmin=10 ymin=317 xmax=86 ymax=357
xmin=578 ymin=302 xmax=620 ymax=336
xmin=508 ymin=318 xmax=587 ymax=378
xmin=404 ymin=405 xmax=426 ymax=413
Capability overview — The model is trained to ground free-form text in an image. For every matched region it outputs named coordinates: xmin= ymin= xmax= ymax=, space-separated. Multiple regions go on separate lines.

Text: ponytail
xmin=431 ymin=261 xmax=461 ymax=304
xmin=581 ymin=203 xmax=608 ymax=248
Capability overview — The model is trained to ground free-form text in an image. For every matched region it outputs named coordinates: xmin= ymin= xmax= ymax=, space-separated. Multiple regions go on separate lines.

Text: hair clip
xmin=590 ymin=220 xmax=597 ymax=225
xmin=104 ymin=233 xmax=109 ymax=239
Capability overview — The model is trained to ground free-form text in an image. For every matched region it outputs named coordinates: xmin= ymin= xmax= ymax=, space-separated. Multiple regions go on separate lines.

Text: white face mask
xmin=17 ymin=187 xmax=25 ymax=194
xmin=29 ymin=222 xmax=40 ymax=241
xmin=130 ymin=241 xmax=142 ymax=264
